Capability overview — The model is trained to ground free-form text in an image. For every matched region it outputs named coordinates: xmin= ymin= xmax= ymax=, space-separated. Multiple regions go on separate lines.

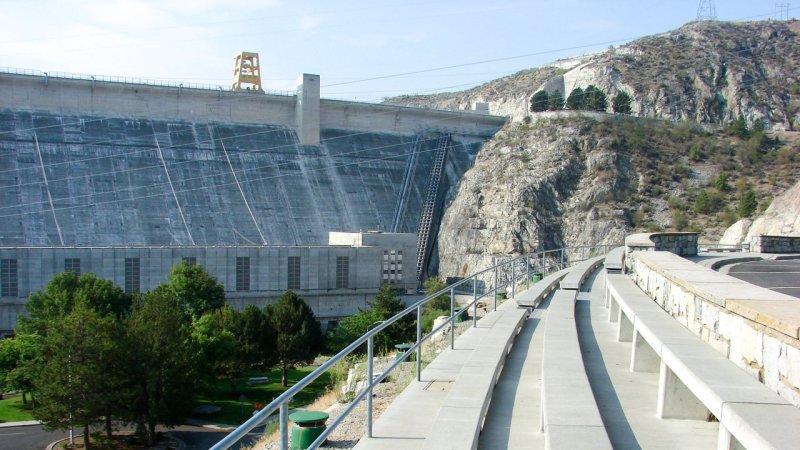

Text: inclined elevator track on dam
xmin=415 ymin=133 xmax=450 ymax=279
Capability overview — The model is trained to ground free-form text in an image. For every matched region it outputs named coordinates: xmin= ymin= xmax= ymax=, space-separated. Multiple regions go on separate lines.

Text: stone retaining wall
xmin=751 ymin=235 xmax=800 ymax=253
xmin=624 ymin=232 xmax=699 ymax=271
xmin=629 ymin=251 xmax=800 ymax=407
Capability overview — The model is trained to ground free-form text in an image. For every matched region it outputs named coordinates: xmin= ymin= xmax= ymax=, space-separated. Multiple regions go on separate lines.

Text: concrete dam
xmin=0 ymin=72 xmax=505 ymax=256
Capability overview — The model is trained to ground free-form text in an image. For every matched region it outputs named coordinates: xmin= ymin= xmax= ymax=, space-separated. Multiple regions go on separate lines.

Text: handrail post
xmin=416 ymin=305 xmax=422 ymax=381
xmin=541 ymin=252 xmax=545 ymax=276
xmin=511 ymin=263 xmax=516 ymax=299
xmin=560 ymin=249 xmax=564 ymax=271
xmin=526 ymin=256 xmax=531 ymax=289
xmin=450 ymin=286 xmax=455 ymax=349
xmin=280 ymin=402 xmax=288 ymax=450
xmin=473 ymin=280 xmax=478 ymax=327
xmin=366 ymin=335 xmax=374 ymax=438
xmin=493 ymin=264 xmax=498 ymax=311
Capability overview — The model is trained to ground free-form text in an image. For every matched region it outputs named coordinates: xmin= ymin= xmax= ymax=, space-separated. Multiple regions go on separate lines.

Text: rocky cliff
xmin=721 ymin=179 xmax=800 ymax=245
xmin=388 ymin=19 xmax=800 ymax=279
xmin=388 ymin=20 xmax=800 ymax=131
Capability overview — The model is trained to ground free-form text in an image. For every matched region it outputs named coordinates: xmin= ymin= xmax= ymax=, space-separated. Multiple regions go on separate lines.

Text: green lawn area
xmin=0 ymin=394 xmax=35 ymax=422
xmin=192 ymin=366 xmax=331 ymax=426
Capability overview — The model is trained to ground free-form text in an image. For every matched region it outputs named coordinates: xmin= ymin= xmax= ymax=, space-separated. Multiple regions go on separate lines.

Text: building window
xmin=64 ymin=258 xmax=81 ymax=276
xmin=125 ymin=257 xmax=140 ymax=294
xmin=288 ymin=256 xmax=301 ymax=290
xmin=1 ymin=259 xmax=18 ymax=297
xmin=182 ymin=256 xmax=197 ymax=266
xmin=336 ymin=256 xmax=349 ymax=289
xmin=382 ymin=250 xmax=403 ymax=284
xmin=236 ymin=257 xmax=250 ymax=291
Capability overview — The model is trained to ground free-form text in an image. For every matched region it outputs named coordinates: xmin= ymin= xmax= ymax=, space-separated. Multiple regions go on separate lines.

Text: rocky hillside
xmin=388 ymin=20 xmax=800 ymax=130
xmin=437 ymin=114 xmax=799 ymax=278
xmin=386 ymin=19 xmax=800 ymax=279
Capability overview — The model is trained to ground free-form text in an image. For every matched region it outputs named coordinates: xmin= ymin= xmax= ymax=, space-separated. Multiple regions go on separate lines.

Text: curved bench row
xmin=540 ymin=288 xmax=612 ymax=449
xmin=606 ymin=273 xmax=800 ymax=449
xmin=560 ymin=255 xmax=605 ymax=290
xmin=421 ymin=299 xmax=528 ymax=450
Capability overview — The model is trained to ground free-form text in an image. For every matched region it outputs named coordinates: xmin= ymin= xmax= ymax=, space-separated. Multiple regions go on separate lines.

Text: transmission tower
xmin=697 ymin=0 xmax=717 ymax=21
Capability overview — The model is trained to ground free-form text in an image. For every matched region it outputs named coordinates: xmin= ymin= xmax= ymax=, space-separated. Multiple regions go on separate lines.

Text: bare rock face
xmin=387 ymin=20 xmax=800 ymax=130
xmin=720 ymin=219 xmax=753 ymax=245
xmin=722 ymin=180 xmax=800 ymax=245
xmin=437 ymin=117 xmax=632 ymax=278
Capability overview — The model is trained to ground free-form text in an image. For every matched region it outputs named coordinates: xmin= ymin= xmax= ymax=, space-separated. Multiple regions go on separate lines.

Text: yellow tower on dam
xmin=231 ymin=51 xmax=264 ymax=92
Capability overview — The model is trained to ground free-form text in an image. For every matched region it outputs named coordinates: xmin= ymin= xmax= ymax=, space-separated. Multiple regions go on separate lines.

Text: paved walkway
xmin=578 ymin=269 xmax=717 ymax=449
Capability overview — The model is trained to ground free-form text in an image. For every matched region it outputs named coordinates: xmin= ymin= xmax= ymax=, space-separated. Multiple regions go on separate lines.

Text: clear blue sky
xmin=0 ymin=1 xmax=793 ymax=101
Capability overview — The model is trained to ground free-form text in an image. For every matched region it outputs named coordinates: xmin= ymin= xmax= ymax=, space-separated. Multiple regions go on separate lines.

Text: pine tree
xmin=612 ymin=91 xmax=632 ymax=114
xmin=738 ymin=188 xmax=758 ymax=218
xmin=547 ymin=90 xmax=564 ymax=110
xmin=268 ymin=291 xmax=322 ymax=386
xmin=530 ymin=90 xmax=549 ymax=112
xmin=566 ymin=87 xmax=584 ymax=110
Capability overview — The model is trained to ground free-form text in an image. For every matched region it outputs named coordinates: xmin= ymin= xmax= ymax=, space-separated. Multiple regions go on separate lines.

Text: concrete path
xmin=578 ymin=270 xmax=718 ymax=449
xmin=354 ymin=304 xmax=511 ymax=450
xmin=478 ymin=303 xmax=548 ymax=449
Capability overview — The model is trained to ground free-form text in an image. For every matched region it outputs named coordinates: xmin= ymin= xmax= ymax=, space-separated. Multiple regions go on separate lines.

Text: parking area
xmin=728 ymin=259 xmax=800 ymax=299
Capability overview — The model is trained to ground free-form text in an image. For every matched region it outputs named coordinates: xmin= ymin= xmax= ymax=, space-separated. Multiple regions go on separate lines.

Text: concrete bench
xmin=603 ymin=246 xmax=624 ymax=273
xmin=422 ymin=299 xmax=528 ymax=450
xmin=560 ymin=255 xmax=605 ymax=291
xmin=606 ymin=274 xmax=800 ymax=450
xmin=246 ymin=376 xmax=269 ymax=386
xmin=516 ymin=268 xmax=569 ymax=308
xmin=540 ymin=289 xmax=612 ymax=449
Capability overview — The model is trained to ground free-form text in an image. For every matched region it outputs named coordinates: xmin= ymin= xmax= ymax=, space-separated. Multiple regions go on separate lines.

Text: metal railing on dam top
xmin=210 ymin=244 xmax=619 ymax=450
xmin=0 ymin=66 xmax=295 ymax=96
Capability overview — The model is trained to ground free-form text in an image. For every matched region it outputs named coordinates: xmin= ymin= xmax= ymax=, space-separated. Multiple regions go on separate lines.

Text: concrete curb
xmin=0 ymin=420 xmax=41 ymax=428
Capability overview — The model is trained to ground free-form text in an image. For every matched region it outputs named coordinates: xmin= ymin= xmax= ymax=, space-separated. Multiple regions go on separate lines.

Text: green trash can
xmin=531 ymin=272 xmax=542 ymax=283
xmin=454 ymin=306 xmax=467 ymax=323
xmin=395 ymin=343 xmax=414 ymax=361
xmin=290 ymin=411 xmax=329 ymax=450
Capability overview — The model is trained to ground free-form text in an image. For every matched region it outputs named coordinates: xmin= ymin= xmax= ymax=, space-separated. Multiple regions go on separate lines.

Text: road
xmin=0 ymin=424 xmax=259 ymax=450
xmin=728 ymin=258 xmax=800 ymax=298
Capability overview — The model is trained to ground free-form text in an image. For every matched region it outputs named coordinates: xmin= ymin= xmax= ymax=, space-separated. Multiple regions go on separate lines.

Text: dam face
xmin=0 ymin=72 xmax=506 ymax=248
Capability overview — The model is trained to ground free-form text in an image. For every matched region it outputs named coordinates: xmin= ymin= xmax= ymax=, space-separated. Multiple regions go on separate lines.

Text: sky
xmin=0 ymin=1 xmax=795 ymax=101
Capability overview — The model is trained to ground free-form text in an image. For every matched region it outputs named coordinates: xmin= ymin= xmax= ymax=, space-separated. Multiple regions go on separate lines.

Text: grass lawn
xmin=0 ymin=394 xmax=35 ymax=422
xmin=192 ymin=366 xmax=331 ymax=426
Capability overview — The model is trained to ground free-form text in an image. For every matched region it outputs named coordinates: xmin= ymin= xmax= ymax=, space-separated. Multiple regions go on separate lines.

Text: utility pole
xmin=775 ymin=3 xmax=791 ymax=20
xmin=697 ymin=0 xmax=717 ymax=21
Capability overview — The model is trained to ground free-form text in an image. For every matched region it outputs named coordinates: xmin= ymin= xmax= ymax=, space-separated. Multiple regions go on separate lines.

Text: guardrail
xmin=0 ymin=66 xmax=295 ymax=96
xmin=210 ymin=243 xmax=619 ymax=450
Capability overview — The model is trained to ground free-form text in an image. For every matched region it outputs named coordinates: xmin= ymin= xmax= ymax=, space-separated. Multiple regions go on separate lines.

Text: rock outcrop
xmin=388 ymin=20 xmax=800 ymax=131
xmin=438 ymin=116 xmax=631 ymax=278
xmin=721 ymin=180 xmax=800 ymax=245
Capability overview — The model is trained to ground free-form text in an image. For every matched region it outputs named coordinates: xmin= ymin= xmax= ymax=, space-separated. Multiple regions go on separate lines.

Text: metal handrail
xmin=210 ymin=243 xmax=619 ymax=450
xmin=0 ymin=66 xmax=295 ymax=96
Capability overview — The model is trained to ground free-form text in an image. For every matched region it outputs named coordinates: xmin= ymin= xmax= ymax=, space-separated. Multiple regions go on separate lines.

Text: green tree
xmin=726 ymin=114 xmax=750 ymax=139
xmin=19 ymin=272 xmax=129 ymax=336
xmin=326 ymin=308 xmax=385 ymax=354
xmin=164 ymin=262 xmax=226 ymax=321
xmin=238 ymin=305 xmax=276 ymax=371
xmin=370 ymin=285 xmax=415 ymax=346
xmin=612 ymin=90 xmax=632 ymax=114
xmin=547 ymin=90 xmax=564 ymax=110
xmin=566 ymin=87 xmax=584 ymax=110
xmin=423 ymin=277 xmax=450 ymax=311
xmin=530 ymin=90 xmax=549 ymax=112
xmin=694 ymin=190 xmax=711 ymax=214
xmin=0 ymin=334 xmax=42 ymax=405
xmin=584 ymin=85 xmax=608 ymax=111
xmin=268 ymin=291 xmax=322 ymax=386
xmin=738 ymin=188 xmax=758 ymax=218
xmin=126 ymin=288 xmax=196 ymax=445
xmin=192 ymin=306 xmax=245 ymax=394
xmin=715 ymin=172 xmax=730 ymax=191
xmin=32 ymin=301 xmax=124 ymax=450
